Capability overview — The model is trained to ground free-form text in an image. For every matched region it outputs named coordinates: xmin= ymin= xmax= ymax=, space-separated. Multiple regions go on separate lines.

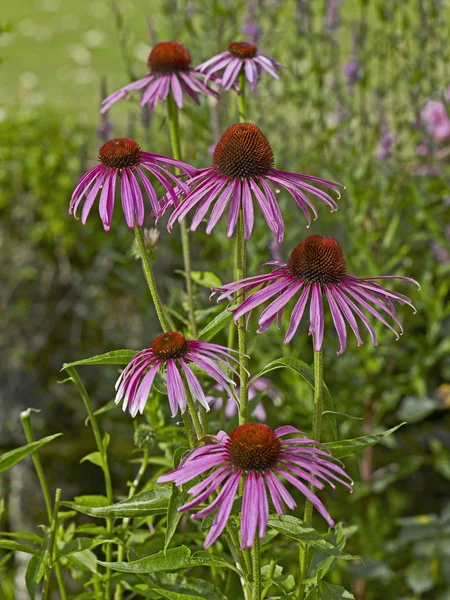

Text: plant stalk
xmin=238 ymin=71 xmax=247 ymax=122
xmin=42 ymin=488 xmax=62 ymax=600
xmin=20 ymin=411 xmax=68 ymax=600
xmin=297 ymin=348 xmax=324 ymax=599
xmin=65 ymin=366 xmax=114 ymax=599
xmin=236 ymin=210 xmax=249 ymax=425
xmin=252 ymin=535 xmax=262 ymax=600
xmin=134 ymin=224 xmax=170 ymax=332
xmin=167 ymin=91 xmax=198 ymax=337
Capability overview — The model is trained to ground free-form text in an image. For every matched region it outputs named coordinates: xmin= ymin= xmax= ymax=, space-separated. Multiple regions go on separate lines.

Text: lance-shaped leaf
xmin=325 ymin=423 xmax=405 ymax=459
xmin=62 ymin=349 xmax=139 ymax=369
xmin=198 ymin=309 xmax=233 ymax=342
xmin=268 ymin=516 xmax=354 ymax=559
xmin=0 ymin=434 xmax=62 ymax=473
xmin=63 ymin=488 xmax=170 ymax=518
xmin=99 ymin=545 xmax=241 ymax=575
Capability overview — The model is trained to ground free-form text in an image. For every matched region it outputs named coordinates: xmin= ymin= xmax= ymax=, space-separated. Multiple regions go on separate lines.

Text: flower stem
xmin=114 ymin=448 xmax=149 ymax=600
xmin=236 ymin=210 xmax=249 ymax=426
xmin=20 ymin=411 xmax=68 ymax=600
xmin=65 ymin=366 xmax=114 ymax=600
xmin=297 ymin=347 xmax=324 ymax=599
xmin=238 ymin=71 xmax=247 ymax=122
xmin=167 ymin=91 xmax=198 ymax=338
xmin=42 ymin=488 xmax=62 ymax=600
xmin=252 ymin=536 xmax=262 ymax=600
xmin=134 ymin=224 xmax=170 ymax=332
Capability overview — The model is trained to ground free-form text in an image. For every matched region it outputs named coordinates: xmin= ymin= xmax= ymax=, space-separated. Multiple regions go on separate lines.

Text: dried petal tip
xmin=98 ymin=138 xmax=141 ymax=169
xmin=227 ymin=424 xmax=281 ymax=471
xmin=148 ymin=41 xmax=192 ymax=74
xmin=151 ymin=332 xmax=188 ymax=360
xmin=288 ymin=235 xmax=346 ymax=284
xmin=213 ymin=123 xmax=274 ymax=179
xmin=228 ymin=41 xmax=257 ymax=59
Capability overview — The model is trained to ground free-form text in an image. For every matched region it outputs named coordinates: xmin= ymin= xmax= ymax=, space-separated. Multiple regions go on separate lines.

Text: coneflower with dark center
xmin=165 ymin=123 xmax=344 ymax=242
xmin=69 ymin=138 xmax=197 ymax=230
xmin=115 ymin=332 xmax=240 ymax=418
xmin=158 ymin=423 xmax=352 ymax=549
xmin=101 ymin=41 xmax=219 ymax=113
xmin=213 ymin=235 xmax=420 ymax=353
xmin=197 ymin=41 xmax=283 ymax=91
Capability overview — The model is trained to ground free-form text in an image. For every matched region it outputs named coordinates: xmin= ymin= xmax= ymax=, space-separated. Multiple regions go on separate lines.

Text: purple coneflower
xmin=166 ymin=123 xmax=343 ymax=243
xmin=197 ymin=42 xmax=282 ymax=91
xmin=101 ymin=42 xmax=218 ymax=114
xmin=158 ymin=423 xmax=352 ymax=549
xmin=213 ymin=235 xmax=419 ymax=353
xmin=69 ymin=138 xmax=197 ymax=230
xmin=115 ymin=332 xmax=239 ymax=418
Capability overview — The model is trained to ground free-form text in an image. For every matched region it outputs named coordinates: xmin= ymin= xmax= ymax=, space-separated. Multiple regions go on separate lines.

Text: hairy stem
xmin=134 ymin=224 xmax=169 ymax=332
xmin=252 ymin=535 xmax=262 ymax=600
xmin=238 ymin=70 xmax=247 ymax=122
xmin=297 ymin=348 xmax=324 ymax=599
xmin=236 ymin=211 xmax=249 ymax=425
xmin=20 ymin=411 xmax=68 ymax=600
xmin=65 ymin=366 xmax=114 ymax=599
xmin=167 ymin=91 xmax=198 ymax=337
xmin=42 ymin=488 xmax=62 ymax=600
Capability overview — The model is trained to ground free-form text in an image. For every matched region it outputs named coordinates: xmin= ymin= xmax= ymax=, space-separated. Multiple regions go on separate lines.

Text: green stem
xmin=236 ymin=211 xmax=249 ymax=426
xmin=252 ymin=536 xmax=261 ymax=600
xmin=65 ymin=366 xmax=114 ymax=600
xmin=237 ymin=71 xmax=247 ymax=122
xmin=134 ymin=224 xmax=169 ymax=332
xmin=20 ymin=411 xmax=68 ymax=600
xmin=42 ymin=488 xmax=61 ymax=600
xmin=167 ymin=91 xmax=198 ymax=338
xmin=114 ymin=448 xmax=149 ymax=600
xmin=297 ymin=348 xmax=324 ymax=599
xmin=180 ymin=370 xmax=203 ymax=440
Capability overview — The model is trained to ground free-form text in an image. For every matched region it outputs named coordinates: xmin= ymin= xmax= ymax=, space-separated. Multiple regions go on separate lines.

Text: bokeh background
xmin=1 ymin=0 xmax=450 ymax=598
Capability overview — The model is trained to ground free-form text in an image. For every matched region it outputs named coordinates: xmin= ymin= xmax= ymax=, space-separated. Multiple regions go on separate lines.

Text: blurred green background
xmin=1 ymin=0 xmax=450 ymax=598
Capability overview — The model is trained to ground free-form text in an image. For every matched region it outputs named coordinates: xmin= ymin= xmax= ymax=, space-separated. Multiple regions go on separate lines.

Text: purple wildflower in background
xmin=197 ymin=42 xmax=282 ymax=92
xmin=421 ymin=99 xmax=450 ymax=141
xmin=115 ymin=332 xmax=239 ymax=418
xmin=69 ymin=138 xmax=197 ymax=230
xmin=325 ymin=0 xmax=341 ymax=33
xmin=376 ymin=132 xmax=397 ymax=160
xmin=101 ymin=42 xmax=218 ymax=113
xmin=344 ymin=60 xmax=362 ymax=90
xmin=214 ymin=235 xmax=419 ymax=353
xmin=208 ymin=377 xmax=282 ymax=421
xmin=158 ymin=423 xmax=352 ymax=549
xmin=166 ymin=123 xmax=343 ymax=242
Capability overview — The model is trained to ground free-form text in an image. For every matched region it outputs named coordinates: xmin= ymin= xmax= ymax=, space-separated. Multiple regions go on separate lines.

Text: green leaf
xmin=62 ymin=349 xmax=138 ymax=369
xmin=0 ymin=433 xmax=62 ymax=473
xmin=80 ymin=451 xmax=103 ymax=467
xmin=251 ymin=358 xmax=337 ymax=439
xmin=100 ymin=545 xmax=240 ymax=575
xmin=325 ymin=423 xmax=405 ymax=459
xmin=189 ymin=271 xmax=222 ymax=288
xmin=63 ymin=488 xmax=171 ymax=518
xmin=55 ymin=537 xmax=114 ymax=560
xmin=0 ymin=531 xmax=43 ymax=544
xmin=0 ymin=540 xmax=38 ymax=555
xmin=305 ymin=582 xmax=355 ymax=599
xmin=130 ymin=573 xmax=227 ymax=600
xmin=66 ymin=548 xmax=98 ymax=573
xmin=267 ymin=516 xmax=354 ymax=559
xmin=26 ymin=554 xmax=46 ymax=599
xmin=198 ymin=309 xmax=233 ymax=342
